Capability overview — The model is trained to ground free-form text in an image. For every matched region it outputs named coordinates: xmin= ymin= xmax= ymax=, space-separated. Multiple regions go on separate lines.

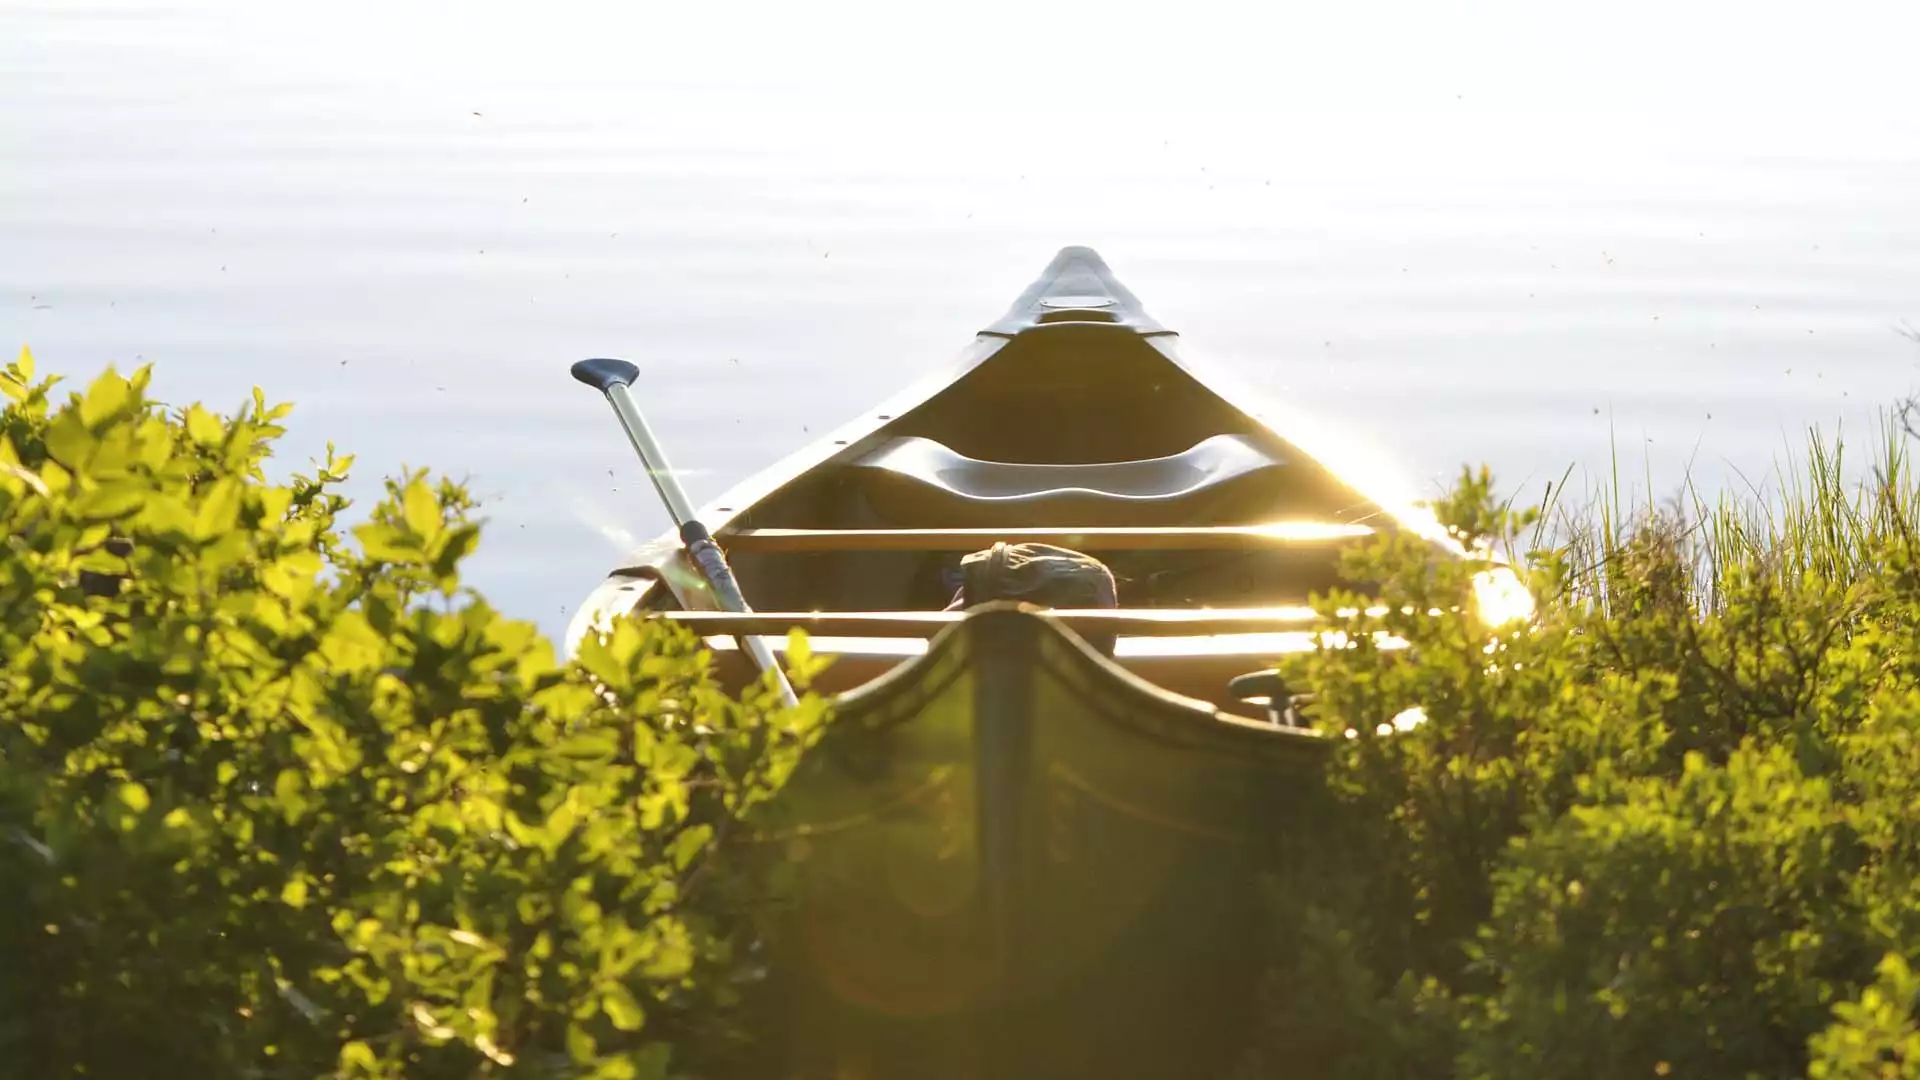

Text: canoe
xmin=565 ymin=246 xmax=1470 ymax=707
xmin=565 ymin=247 xmax=1475 ymax=1079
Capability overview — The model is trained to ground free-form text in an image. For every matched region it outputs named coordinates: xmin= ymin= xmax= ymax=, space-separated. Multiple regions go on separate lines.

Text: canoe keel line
xmin=567 ymin=247 xmax=1469 ymax=1079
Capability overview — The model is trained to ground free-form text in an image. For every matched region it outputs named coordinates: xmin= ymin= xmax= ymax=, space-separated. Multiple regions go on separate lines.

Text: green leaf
xmin=191 ymin=476 xmax=244 ymax=540
xmin=787 ymin=627 xmax=812 ymax=672
xmin=402 ymin=478 xmax=440 ymax=541
xmin=338 ymin=1041 xmax=378 ymax=1073
xmin=260 ymin=558 xmax=309 ymax=600
xmin=503 ymin=811 xmax=543 ymax=851
xmin=79 ymin=370 xmax=132 ymax=428
xmin=353 ymin=521 xmax=419 ymax=563
xmin=546 ymin=794 xmax=581 ymax=847
xmin=134 ymin=419 xmax=172 ymax=470
xmin=603 ymin=983 xmax=645 ymax=1032
xmin=318 ymin=611 xmax=387 ymax=674
xmin=117 ymin=781 xmax=150 ymax=814
xmin=650 ymin=742 xmax=699 ymax=782
xmin=281 ymin=876 xmax=309 ymax=909
xmin=183 ymin=404 xmax=223 ymax=447
xmin=590 ymin=1058 xmax=639 ymax=1080
xmin=667 ymin=824 xmax=713 ymax=871
xmin=565 ymin=1022 xmax=597 ymax=1064
xmin=555 ymin=728 xmax=620 ymax=763
xmin=73 ymin=480 xmax=147 ymax=522
xmin=638 ymin=921 xmax=693 ymax=980
xmin=43 ymin=411 xmax=95 ymax=469
xmin=138 ymin=490 xmax=197 ymax=537
xmin=785 ymin=627 xmax=829 ymax=688
xmin=274 ymin=769 xmax=311 ymax=824
xmin=428 ymin=523 xmax=481 ymax=581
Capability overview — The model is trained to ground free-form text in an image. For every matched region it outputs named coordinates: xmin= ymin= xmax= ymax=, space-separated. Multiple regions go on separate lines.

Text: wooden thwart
xmin=717 ymin=523 xmax=1374 ymax=553
xmin=649 ymin=606 xmax=1336 ymax=639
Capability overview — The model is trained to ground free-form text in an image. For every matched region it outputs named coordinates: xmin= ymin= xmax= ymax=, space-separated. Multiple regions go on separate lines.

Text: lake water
xmin=6 ymin=0 xmax=1919 ymax=643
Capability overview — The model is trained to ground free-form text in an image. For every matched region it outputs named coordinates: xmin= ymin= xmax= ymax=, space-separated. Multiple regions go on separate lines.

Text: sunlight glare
xmin=1471 ymin=566 xmax=1536 ymax=628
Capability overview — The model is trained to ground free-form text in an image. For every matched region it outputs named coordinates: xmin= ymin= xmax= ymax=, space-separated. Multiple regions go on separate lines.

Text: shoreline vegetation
xmin=1237 ymin=411 xmax=1920 ymax=1078
xmin=8 ymin=346 xmax=1920 ymax=1078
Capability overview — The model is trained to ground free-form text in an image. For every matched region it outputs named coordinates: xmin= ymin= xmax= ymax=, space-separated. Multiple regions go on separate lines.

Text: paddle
xmin=569 ymin=357 xmax=800 ymax=708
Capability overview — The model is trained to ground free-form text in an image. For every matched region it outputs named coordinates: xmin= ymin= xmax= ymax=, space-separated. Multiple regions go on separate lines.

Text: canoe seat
xmin=845 ymin=434 xmax=1287 ymax=527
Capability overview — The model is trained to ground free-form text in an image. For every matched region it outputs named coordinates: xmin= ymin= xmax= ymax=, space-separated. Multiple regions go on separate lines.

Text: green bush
xmin=0 ymin=349 xmax=830 ymax=1079
xmin=18 ymin=343 xmax=1920 ymax=1079
xmin=1237 ymin=443 xmax=1920 ymax=1079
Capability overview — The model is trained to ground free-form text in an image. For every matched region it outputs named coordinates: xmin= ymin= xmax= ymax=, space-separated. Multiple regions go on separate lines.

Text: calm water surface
xmin=6 ymin=0 xmax=1920 ymax=640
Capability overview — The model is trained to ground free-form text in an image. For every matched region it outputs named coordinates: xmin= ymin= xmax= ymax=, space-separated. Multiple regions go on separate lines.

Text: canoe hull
xmin=740 ymin=605 xmax=1326 ymax=1080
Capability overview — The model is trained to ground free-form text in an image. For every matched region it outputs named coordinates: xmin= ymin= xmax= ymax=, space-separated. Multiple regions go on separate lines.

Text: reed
xmin=1518 ymin=408 xmax=1920 ymax=617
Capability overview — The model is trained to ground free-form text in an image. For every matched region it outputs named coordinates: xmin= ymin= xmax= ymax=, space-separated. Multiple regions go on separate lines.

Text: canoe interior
xmin=566 ymin=246 xmax=1457 ymax=715
xmin=715 ymin=322 xmax=1392 ymax=616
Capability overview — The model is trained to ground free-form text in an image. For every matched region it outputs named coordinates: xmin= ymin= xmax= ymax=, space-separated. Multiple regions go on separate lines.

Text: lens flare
xmin=1471 ymin=566 xmax=1536 ymax=628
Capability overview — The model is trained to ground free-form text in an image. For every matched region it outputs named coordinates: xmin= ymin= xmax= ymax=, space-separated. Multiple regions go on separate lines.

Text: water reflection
xmin=4 ymin=0 xmax=1918 ymax=639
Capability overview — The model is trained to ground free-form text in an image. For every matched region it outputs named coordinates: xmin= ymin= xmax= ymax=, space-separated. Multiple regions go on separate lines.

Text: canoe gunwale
xmin=822 ymin=603 xmax=1329 ymax=762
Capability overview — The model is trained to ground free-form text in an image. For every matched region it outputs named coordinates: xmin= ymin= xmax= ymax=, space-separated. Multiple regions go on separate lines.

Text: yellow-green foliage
xmin=18 ymin=345 xmax=1920 ymax=1079
xmin=1235 ymin=454 xmax=1920 ymax=1079
xmin=0 ymin=349 xmax=830 ymax=1079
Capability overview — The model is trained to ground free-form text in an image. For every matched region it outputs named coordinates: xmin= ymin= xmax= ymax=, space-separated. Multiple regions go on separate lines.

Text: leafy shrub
xmin=1237 ymin=442 xmax=1920 ymax=1079
xmin=0 ymin=349 xmax=829 ymax=1079
xmin=1807 ymin=954 xmax=1920 ymax=1078
xmin=1463 ymin=745 xmax=1866 ymax=1079
xmin=18 ymin=342 xmax=1920 ymax=1079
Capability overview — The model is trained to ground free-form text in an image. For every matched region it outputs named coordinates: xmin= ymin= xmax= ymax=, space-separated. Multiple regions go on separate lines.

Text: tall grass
xmin=1518 ymin=409 xmax=1920 ymax=617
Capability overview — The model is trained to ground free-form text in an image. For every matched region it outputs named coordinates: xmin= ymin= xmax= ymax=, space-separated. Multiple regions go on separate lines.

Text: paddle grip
xmin=681 ymin=525 xmax=751 ymax=613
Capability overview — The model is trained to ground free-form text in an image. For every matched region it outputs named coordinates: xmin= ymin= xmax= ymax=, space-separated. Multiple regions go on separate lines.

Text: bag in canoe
xmin=944 ymin=541 xmax=1119 ymax=654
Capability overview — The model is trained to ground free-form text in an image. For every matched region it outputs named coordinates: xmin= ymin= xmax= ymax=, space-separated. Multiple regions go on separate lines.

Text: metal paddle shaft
xmin=570 ymin=357 xmax=799 ymax=708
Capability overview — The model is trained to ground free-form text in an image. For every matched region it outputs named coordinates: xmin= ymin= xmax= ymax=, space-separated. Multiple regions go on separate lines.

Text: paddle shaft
xmin=572 ymin=358 xmax=799 ymax=708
